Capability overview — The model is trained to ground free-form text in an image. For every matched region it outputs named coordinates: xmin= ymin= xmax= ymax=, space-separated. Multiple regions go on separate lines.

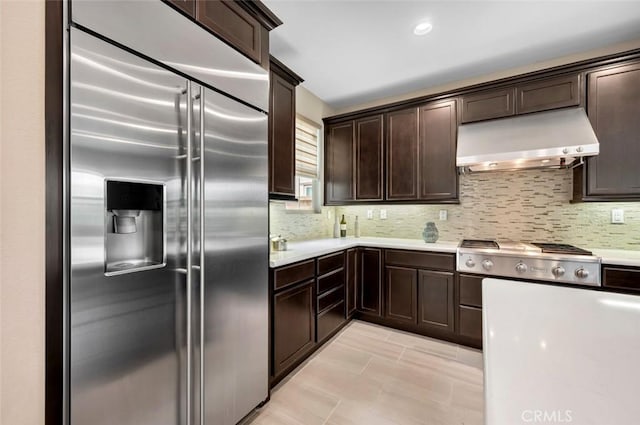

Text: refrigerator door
xmin=199 ymin=87 xmax=269 ymax=425
xmin=70 ymin=28 xmax=190 ymax=425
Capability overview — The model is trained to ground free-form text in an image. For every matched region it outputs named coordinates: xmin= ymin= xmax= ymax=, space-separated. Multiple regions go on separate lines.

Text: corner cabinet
xmin=324 ymin=115 xmax=384 ymax=204
xmin=269 ymin=57 xmax=303 ymax=199
xmin=358 ymin=248 xmax=383 ymax=317
xmin=579 ymin=60 xmax=640 ymax=200
xmin=324 ymin=99 xmax=458 ymax=205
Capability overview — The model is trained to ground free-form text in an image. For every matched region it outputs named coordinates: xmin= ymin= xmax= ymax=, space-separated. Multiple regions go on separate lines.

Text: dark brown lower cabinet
xmin=358 ymin=248 xmax=382 ymax=317
xmin=456 ymin=273 xmax=484 ymax=347
xmin=385 ymin=266 xmax=417 ymax=323
xmin=458 ymin=305 xmax=483 ymax=341
xmin=418 ymin=270 xmax=454 ymax=332
xmin=273 ymin=279 xmax=315 ymax=377
xmin=346 ymin=248 xmax=358 ymax=317
xmin=602 ymin=265 xmax=640 ymax=292
xmin=317 ymin=301 xmax=345 ymax=342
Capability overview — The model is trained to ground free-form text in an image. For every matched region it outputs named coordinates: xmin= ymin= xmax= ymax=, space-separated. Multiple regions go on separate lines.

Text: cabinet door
xmin=386 ymin=108 xmax=418 ymax=200
xmin=358 ymin=248 xmax=382 ymax=317
xmin=165 ymin=0 xmax=195 ymax=16
xmin=585 ymin=61 xmax=640 ymax=199
xmin=269 ymin=69 xmax=296 ymax=197
xmin=418 ymin=270 xmax=454 ymax=333
xmin=273 ymin=280 xmax=315 ymax=376
xmin=516 ymin=74 xmax=581 ymax=114
xmin=196 ymin=0 xmax=264 ymax=65
xmin=461 ymin=87 xmax=516 ymax=123
xmin=346 ymin=248 xmax=358 ymax=317
xmin=385 ymin=266 xmax=417 ymax=323
xmin=325 ymin=122 xmax=355 ymax=203
xmin=355 ymin=115 xmax=384 ymax=200
xmin=418 ymin=100 xmax=458 ymax=201
xmin=458 ymin=305 xmax=482 ymax=343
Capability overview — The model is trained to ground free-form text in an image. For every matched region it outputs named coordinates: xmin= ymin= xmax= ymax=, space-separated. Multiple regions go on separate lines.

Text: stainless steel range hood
xmin=456 ymin=107 xmax=599 ymax=172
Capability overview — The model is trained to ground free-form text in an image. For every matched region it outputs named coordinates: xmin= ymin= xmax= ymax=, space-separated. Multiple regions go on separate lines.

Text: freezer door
xmin=69 ymin=28 xmax=190 ymax=425
xmin=199 ymin=87 xmax=269 ymax=425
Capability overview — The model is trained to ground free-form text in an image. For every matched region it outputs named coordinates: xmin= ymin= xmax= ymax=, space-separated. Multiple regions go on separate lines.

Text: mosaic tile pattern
xmin=269 ymin=202 xmax=335 ymax=241
xmin=271 ymin=169 xmax=640 ymax=250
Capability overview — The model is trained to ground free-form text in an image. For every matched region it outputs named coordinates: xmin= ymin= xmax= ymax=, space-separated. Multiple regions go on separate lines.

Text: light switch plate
xmin=380 ymin=209 xmax=387 ymax=220
xmin=439 ymin=210 xmax=448 ymax=221
xmin=611 ymin=209 xmax=624 ymax=224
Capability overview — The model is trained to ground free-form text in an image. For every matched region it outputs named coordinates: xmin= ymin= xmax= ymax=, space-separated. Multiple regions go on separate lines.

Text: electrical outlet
xmin=611 ymin=208 xmax=625 ymax=224
xmin=439 ymin=210 xmax=448 ymax=221
xmin=380 ymin=209 xmax=387 ymax=220
xmin=367 ymin=210 xmax=374 ymax=219
xmin=327 ymin=210 xmax=332 ymax=220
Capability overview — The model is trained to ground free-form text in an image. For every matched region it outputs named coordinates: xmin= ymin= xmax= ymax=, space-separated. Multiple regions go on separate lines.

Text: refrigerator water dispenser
xmin=105 ymin=180 xmax=165 ymax=275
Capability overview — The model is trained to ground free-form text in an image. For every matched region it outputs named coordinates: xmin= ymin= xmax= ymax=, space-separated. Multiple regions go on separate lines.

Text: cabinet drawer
xmin=461 ymin=87 xmax=516 ymax=123
xmin=385 ymin=249 xmax=455 ymax=271
xmin=318 ymin=251 xmax=345 ymax=276
xmin=318 ymin=286 xmax=345 ymax=314
xmin=516 ymin=74 xmax=581 ymax=114
xmin=273 ymin=259 xmax=315 ymax=291
xmin=317 ymin=301 xmax=345 ymax=342
xmin=458 ymin=305 xmax=482 ymax=341
xmin=603 ymin=266 xmax=640 ymax=292
xmin=317 ymin=269 xmax=345 ymax=294
xmin=459 ymin=274 xmax=483 ymax=308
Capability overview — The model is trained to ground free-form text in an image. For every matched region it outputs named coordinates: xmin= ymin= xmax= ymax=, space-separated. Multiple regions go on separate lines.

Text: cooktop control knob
xmin=575 ymin=268 xmax=589 ymax=279
xmin=465 ymin=258 xmax=476 ymax=268
xmin=482 ymin=259 xmax=494 ymax=271
xmin=515 ymin=262 xmax=527 ymax=273
xmin=552 ymin=266 xmax=566 ymax=278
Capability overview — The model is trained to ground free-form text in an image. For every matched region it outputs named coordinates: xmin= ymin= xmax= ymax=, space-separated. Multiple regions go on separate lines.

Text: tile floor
xmin=246 ymin=320 xmax=484 ymax=425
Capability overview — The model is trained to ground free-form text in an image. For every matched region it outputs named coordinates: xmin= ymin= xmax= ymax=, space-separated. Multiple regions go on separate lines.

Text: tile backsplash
xmin=270 ymin=169 xmax=640 ymax=250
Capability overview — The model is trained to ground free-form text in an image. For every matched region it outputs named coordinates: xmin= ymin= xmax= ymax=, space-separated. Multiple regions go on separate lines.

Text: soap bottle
xmin=354 ymin=215 xmax=361 ymax=238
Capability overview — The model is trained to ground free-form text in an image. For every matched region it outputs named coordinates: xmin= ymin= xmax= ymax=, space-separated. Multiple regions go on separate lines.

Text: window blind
xmin=295 ymin=116 xmax=320 ymax=179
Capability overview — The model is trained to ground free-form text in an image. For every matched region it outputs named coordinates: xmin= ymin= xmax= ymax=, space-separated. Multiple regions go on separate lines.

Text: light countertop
xmin=591 ymin=249 xmax=640 ymax=268
xmin=269 ymin=237 xmax=640 ymax=269
xmin=269 ymin=237 xmax=458 ymax=268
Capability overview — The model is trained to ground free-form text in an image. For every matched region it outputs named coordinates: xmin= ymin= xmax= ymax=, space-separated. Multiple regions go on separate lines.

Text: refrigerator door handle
xmin=186 ymin=80 xmax=193 ymax=425
xmin=198 ymin=87 xmax=206 ymax=425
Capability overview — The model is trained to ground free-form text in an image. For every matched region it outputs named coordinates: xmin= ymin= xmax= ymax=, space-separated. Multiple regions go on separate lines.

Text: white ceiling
xmin=263 ymin=0 xmax=640 ymax=110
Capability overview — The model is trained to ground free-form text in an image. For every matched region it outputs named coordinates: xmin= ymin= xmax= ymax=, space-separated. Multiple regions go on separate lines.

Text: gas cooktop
xmin=457 ymin=239 xmax=601 ymax=286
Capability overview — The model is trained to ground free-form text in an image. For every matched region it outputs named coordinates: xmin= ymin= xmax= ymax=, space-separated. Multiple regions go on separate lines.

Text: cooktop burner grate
xmin=531 ymin=243 xmax=593 ymax=256
xmin=460 ymin=239 xmax=499 ymax=249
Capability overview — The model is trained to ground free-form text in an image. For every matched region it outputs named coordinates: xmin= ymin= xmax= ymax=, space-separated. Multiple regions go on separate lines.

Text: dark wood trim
xmin=323 ymin=47 xmax=640 ymax=124
xmin=45 ymin=1 xmax=64 ymax=425
xmin=269 ymin=55 xmax=304 ymax=84
xmin=237 ymin=0 xmax=283 ymax=30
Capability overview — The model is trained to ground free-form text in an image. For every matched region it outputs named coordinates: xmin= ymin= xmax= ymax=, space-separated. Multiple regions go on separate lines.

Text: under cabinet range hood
xmin=456 ymin=107 xmax=599 ymax=172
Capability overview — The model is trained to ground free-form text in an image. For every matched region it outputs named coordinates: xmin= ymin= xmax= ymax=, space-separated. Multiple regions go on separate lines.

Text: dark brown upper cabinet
xmin=268 ymin=57 xmax=303 ymax=199
xmin=418 ymin=270 xmax=454 ymax=333
xmin=197 ymin=0 xmax=265 ymax=65
xmin=358 ymin=248 xmax=382 ymax=317
xmin=516 ymin=74 xmax=581 ymax=114
xmin=461 ymin=87 xmax=515 ymax=123
xmin=385 ymin=266 xmax=417 ymax=324
xmin=325 ymin=122 xmax=355 ymax=203
xmin=418 ymin=100 xmax=458 ymax=201
xmin=581 ymin=60 xmax=640 ymax=200
xmin=166 ymin=0 xmax=196 ymax=16
xmin=355 ymin=115 xmax=384 ymax=201
xmin=386 ymin=108 xmax=419 ymax=200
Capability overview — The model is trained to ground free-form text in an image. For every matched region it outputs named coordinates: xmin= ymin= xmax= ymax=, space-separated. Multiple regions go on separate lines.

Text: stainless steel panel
xmin=71 ymin=0 xmax=269 ymax=111
xmin=70 ymin=28 xmax=189 ymax=425
xmin=200 ymin=87 xmax=269 ymax=425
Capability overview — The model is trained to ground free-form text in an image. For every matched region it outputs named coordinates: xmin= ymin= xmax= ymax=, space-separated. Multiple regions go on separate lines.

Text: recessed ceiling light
xmin=413 ymin=22 xmax=433 ymax=36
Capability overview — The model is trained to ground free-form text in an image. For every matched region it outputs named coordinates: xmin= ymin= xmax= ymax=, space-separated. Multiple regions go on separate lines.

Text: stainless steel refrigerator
xmin=67 ymin=2 xmax=269 ymax=424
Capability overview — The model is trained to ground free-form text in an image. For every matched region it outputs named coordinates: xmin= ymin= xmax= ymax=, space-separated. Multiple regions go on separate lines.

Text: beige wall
xmin=0 ymin=1 xmax=46 ymax=425
xmin=295 ymin=85 xmax=335 ymax=124
xmin=334 ymin=37 xmax=640 ymax=115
